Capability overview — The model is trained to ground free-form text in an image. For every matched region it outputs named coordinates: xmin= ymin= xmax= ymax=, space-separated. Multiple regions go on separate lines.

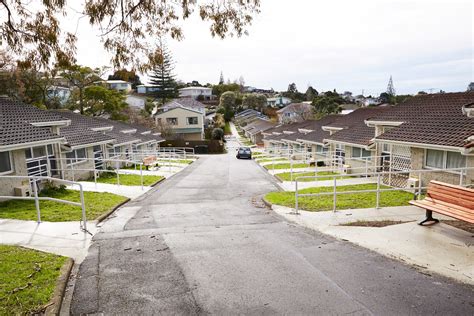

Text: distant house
xmin=46 ymin=86 xmax=71 ymax=105
xmin=276 ymin=103 xmax=313 ymax=123
xmin=241 ymin=118 xmax=276 ymax=144
xmin=155 ymin=106 xmax=204 ymax=141
xmin=126 ymin=94 xmax=147 ymax=109
xmin=161 ymin=98 xmax=206 ymax=114
xmin=106 ymin=80 xmax=132 ymax=93
xmin=137 ymin=85 xmax=160 ymax=94
xmin=178 ymin=86 xmax=212 ymax=100
xmin=267 ymin=96 xmax=292 ymax=108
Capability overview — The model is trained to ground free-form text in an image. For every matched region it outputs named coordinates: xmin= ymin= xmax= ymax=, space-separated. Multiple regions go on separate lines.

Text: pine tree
xmin=219 ymin=71 xmax=224 ymax=84
xmin=149 ymin=42 xmax=178 ymax=105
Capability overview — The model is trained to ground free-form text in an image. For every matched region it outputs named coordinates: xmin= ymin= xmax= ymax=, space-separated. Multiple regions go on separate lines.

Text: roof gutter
xmin=0 ymin=137 xmax=66 ymax=152
xmin=373 ymin=138 xmax=467 ymax=153
xmin=323 ymin=138 xmax=372 ymax=150
xmin=67 ymin=139 xmax=115 ymax=150
xmin=322 ymin=126 xmax=343 ymax=132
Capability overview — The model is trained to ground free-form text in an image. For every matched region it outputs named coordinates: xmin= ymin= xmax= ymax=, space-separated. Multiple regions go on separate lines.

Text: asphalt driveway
xmin=71 ymin=137 xmax=474 ymax=315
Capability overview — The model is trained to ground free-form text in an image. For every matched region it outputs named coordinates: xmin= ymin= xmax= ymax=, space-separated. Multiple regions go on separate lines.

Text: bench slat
xmin=427 ymin=191 xmax=474 ymax=210
xmin=428 ymin=183 xmax=474 ymax=201
xmin=420 ymin=198 xmax=474 ymax=218
xmin=410 ymin=200 xmax=474 ymax=223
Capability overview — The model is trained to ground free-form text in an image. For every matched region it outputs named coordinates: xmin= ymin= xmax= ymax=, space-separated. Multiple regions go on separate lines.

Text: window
xmin=66 ymin=148 xmax=87 ymax=165
xmin=167 ymin=117 xmax=178 ymax=125
xmin=0 ymin=151 xmax=13 ymax=174
xmin=425 ymin=149 xmax=466 ymax=171
xmin=351 ymin=147 xmax=372 ymax=160
xmin=446 ymin=151 xmax=466 ymax=169
xmin=187 ymin=117 xmax=198 ymax=125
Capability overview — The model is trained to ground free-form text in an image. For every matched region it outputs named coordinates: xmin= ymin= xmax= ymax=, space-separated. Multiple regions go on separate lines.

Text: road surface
xmin=71 ymin=136 xmax=474 ymax=315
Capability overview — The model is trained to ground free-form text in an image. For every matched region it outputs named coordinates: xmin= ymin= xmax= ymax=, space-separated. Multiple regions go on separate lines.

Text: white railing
xmin=292 ymin=167 xmax=473 ymax=214
xmin=0 ymin=175 xmax=88 ymax=231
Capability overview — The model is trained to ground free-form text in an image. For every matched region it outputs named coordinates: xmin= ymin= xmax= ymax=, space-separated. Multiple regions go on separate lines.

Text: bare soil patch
xmin=340 ymin=220 xmax=412 ymax=228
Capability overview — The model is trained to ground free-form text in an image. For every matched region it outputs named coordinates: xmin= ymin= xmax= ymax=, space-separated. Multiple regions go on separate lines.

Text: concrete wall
xmin=0 ymin=149 xmax=29 ymax=197
xmin=409 ymin=147 xmax=472 ymax=187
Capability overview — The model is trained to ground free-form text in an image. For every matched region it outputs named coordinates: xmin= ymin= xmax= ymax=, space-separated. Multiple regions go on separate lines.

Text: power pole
xmin=386 ymin=76 xmax=396 ymax=96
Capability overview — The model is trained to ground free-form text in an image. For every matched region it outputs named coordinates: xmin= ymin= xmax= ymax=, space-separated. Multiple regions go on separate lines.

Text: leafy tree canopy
xmin=242 ymin=93 xmax=267 ymax=111
xmin=312 ymin=92 xmax=345 ymax=118
xmin=219 ymin=91 xmax=236 ymax=121
xmin=212 ymin=83 xmax=240 ymax=97
xmin=0 ymin=1 xmax=260 ymax=71
xmin=108 ymin=69 xmax=142 ymax=89
xmin=81 ymin=85 xmax=128 ymax=119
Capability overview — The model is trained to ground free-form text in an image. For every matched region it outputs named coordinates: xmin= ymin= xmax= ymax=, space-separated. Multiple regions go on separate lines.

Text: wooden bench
xmin=409 ymin=180 xmax=474 ymax=226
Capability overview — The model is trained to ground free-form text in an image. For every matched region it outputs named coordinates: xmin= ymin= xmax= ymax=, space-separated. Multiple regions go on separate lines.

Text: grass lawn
xmin=0 ymin=245 xmax=67 ymax=315
xmin=275 ymin=171 xmax=351 ymax=182
xmin=224 ymin=122 xmax=232 ymax=135
xmin=265 ymin=183 xmax=414 ymax=212
xmin=264 ymin=162 xmax=310 ymax=170
xmin=241 ymin=139 xmax=253 ymax=146
xmin=256 ymin=158 xmax=289 ymax=163
xmin=94 ymin=173 xmax=164 ymax=186
xmin=0 ymin=189 xmax=128 ymax=222
xmin=156 ymin=159 xmax=193 ymax=165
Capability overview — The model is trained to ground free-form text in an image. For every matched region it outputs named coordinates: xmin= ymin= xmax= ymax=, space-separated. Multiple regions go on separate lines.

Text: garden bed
xmin=0 ymin=245 xmax=67 ymax=315
xmin=339 ymin=220 xmax=412 ymax=227
xmin=265 ymin=183 xmax=414 ymax=212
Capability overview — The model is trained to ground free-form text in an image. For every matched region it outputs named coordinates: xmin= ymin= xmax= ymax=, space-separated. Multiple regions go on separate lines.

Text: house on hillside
xmin=155 ymin=106 xmax=204 ymax=141
xmin=241 ymin=119 xmax=276 ymax=144
xmin=106 ymin=80 xmax=132 ymax=93
xmin=276 ymin=103 xmax=313 ymax=124
xmin=161 ymin=98 xmax=206 ymax=114
xmin=267 ymin=96 xmax=292 ymax=108
xmin=136 ymin=85 xmax=160 ymax=94
xmin=178 ymin=87 xmax=212 ymax=100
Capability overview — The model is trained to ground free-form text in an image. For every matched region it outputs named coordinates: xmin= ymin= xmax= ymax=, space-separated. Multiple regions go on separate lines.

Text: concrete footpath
xmin=271 ymin=204 xmax=474 ymax=284
xmin=0 ymin=219 xmax=96 ymax=262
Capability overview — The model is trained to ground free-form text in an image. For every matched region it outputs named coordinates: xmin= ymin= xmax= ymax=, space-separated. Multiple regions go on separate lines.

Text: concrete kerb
xmin=45 ymin=257 xmax=74 ymax=316
xmin=95 ymin=198 xmax=131 ymax=223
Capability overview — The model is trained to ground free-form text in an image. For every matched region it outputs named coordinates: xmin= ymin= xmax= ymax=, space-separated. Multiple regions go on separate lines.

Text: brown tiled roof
xmin=375 ymin=92 xmax=474 ymax=148
xmin=325 ymin=124 xmax=375 ymax=147
xmin=60 ymin=126 xmax=115 ymax=148
xmin=324 ymin=106 xmax=389 ymax=129
xmin=0 ymin=98 xmax=70 ymax=125
xmin=0 ymin=120 xmax=64 ymax=148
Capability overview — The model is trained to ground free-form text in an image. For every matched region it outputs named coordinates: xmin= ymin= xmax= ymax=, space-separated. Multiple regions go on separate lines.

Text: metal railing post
xmin=418 ymin=171 xmax=422 ymax=199
xmin=70 ymin=162 xmax=75 ymax=182
xmin=459 ymin=169 xmax=464 ymax=186
xmin=295 ymin=180 xmax=299 ymax=214
xmin=33 ymin=179 xmax=41 ymax=223
xmin=290 ymin=158 xmax=293 ymax=182
xmin=79 ymin=184 xmax=87 ymax=231
xmin=376 ymin=173 xmax=381 ymax=209
xmin=333 ymin=177 xmax=337 ymax=212
xmin=140 ymin=163 xmax=144 ymax=190
xmin=116 ymin=162 xmax=120 ymax=186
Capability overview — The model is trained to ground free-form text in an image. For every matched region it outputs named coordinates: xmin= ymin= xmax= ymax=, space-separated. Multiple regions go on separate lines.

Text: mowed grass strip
xmin=95 ymin=173 xmax=164 ymax=186
xmin=0 ymin=189 xmax=128 ymax=222
xmin=256 ymin=158 xmax=289 ymax=163
xmin=0 ymin=245 xmax=67 ymax=315
xmin=265 ymin=183 xmax=414 ymax=212
xmin=275 ymin=171 xmax=351 ymax=182
xmin=264 ymin=162 xmax=310 ymax=170
xmin=224 ymin=122 xmax=232 ymax=135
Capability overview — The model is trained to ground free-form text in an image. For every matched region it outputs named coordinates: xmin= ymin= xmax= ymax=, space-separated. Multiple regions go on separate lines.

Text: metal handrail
xmin=0 ymin=175 xmax=88 ymax=231
xmin=293 ymin=166 xmax=473 ymax=214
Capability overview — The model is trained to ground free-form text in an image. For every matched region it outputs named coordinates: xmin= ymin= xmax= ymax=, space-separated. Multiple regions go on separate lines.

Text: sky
xmin=70 ymin=0 xmax=473 ymax=96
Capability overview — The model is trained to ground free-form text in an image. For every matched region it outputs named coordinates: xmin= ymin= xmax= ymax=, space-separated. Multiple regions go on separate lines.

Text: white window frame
xmin=424 ymin=149 xmax=466 ymax=174
xmin=351 ymin=146 xmax=372 ymax=161
xmin=0 ymin=151 xmax=14 ymax=175
xmin=65 ymin=148 xmax=88 ymax=165
xmin=186 ymin=117 xmax=198 ymax=125
xmin=167 ymin=117 xmax=178 ymax=125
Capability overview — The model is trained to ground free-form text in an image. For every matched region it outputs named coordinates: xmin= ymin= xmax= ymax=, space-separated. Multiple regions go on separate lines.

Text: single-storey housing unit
xmin=178 ymin=87 xmax=212 ymax=100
